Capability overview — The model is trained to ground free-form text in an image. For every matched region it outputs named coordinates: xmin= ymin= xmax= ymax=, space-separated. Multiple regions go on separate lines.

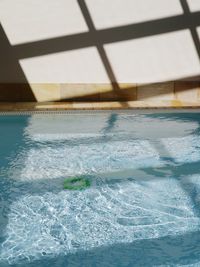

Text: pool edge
xmin=1 ymin=100 xmax=200 ymax=112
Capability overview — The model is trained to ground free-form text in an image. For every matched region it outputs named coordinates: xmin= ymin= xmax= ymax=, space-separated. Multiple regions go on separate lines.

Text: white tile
xmin=187 ymin=0 xmax=200 ymax=12
xmin=19 ymin=47 xmax=110 ymax=83
xmin=104 ymin=30 xmax=200 ymax=83
xmin=0 ymin=0 xmax=88 ymax=45
xmin=85 ymin=0 xmax=183 ymax=29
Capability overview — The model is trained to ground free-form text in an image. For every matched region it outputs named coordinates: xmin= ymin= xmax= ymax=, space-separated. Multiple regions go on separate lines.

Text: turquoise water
xmin=1 ymin=111 xmax=200 ymax=266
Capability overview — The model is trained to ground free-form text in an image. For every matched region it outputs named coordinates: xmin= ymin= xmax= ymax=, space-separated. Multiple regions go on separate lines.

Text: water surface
xmin=1 ymin=111 xmax=200 ymax=266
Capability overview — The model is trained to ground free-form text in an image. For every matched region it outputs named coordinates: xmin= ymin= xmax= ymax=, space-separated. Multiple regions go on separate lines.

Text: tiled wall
xmin=0 ymin=82 xmax=200 ymax=103
xmin=1 ymin=0 xmax=200 ymax=101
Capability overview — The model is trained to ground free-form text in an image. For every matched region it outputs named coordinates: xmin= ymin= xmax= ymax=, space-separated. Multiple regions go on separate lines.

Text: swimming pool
xmin=1 ymin=110 xmax=200 ymax=266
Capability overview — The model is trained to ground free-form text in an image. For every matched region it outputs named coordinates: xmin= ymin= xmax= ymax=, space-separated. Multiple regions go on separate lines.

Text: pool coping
xmin=1 ymin=101 xmax=200 ymax=112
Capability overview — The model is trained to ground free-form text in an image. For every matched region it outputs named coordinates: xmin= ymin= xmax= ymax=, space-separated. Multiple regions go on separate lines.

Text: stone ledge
xmin=1 ymin=100 xmax=200 ymax=111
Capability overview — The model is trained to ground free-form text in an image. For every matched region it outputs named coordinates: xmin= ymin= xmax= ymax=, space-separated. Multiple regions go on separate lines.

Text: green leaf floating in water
xmin=63 ymin=177 xmax=91 ymax=190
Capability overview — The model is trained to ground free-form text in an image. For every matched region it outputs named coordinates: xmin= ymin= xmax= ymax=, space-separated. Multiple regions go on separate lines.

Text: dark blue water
xmin=1 ymin=112 xmax=200 ymax=266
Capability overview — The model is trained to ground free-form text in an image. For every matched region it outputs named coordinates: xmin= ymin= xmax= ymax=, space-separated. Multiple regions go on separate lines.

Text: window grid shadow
xmin=1 ymin=0 xmax=200 ymax=100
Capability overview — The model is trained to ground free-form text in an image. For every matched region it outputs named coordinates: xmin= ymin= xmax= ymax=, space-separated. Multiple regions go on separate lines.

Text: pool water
xmin=1 ymin=111 xmax=200 ymax=266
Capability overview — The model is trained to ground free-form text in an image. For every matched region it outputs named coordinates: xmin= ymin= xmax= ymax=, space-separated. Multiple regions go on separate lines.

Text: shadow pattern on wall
xmin=0 ymin=0 xmax=200 ymax=102
xmin=0 ymin=24 xmax=36 ymax=101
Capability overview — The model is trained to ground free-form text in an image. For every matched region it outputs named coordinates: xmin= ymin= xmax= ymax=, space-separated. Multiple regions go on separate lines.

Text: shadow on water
xmin=147 ymin=112 xmax=200 ymax=134
xmin=0 ymin=115 xmax=32 ymax=244
xmin=3 ymin=230 xmax=200 ymax=267
xmin=102 ymin=114 xmax=118 ymax=134
xmin=1 ymin=112 xmax=200 ymax=266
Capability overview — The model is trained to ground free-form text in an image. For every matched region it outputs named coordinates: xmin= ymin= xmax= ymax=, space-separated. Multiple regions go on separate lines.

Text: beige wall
xmin=0 ymin=82 xmax=200 ymax=103
xmin=0 ymin=0 xmax=200 ymax=102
